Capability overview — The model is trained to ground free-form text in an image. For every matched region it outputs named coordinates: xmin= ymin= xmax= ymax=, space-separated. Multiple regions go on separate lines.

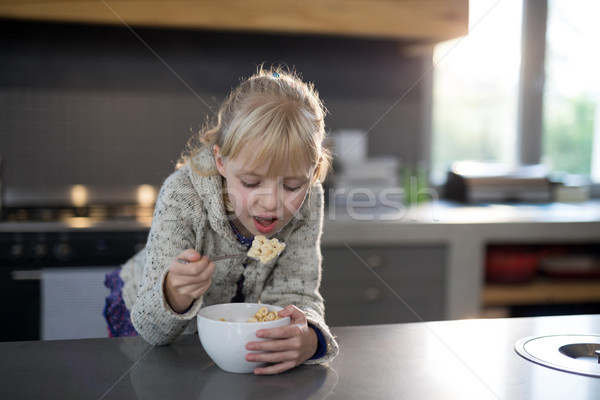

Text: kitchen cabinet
xmin=0 ymin=0 xmax=468 ymax=43
xmin=321 ymin=245 xmax=446 ymax=326
xmin=322 ymin=201 xmax=600 ymax=321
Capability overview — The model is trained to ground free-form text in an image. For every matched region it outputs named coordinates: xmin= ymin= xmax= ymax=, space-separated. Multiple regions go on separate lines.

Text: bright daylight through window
xmin=431 ymin=0 xmax=523 ymax=185
xmin=543 ymin=0 xmax=600 ymax=183
xmin=432 ymin=0 xmax=600 ymax=186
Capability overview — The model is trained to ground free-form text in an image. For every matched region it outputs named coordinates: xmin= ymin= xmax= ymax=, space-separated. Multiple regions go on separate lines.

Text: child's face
xmin=214 ymin=145 xmax=313 ymax=237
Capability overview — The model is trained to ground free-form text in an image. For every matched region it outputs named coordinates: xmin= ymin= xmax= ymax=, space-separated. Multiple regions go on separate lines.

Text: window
xmin=432 ymin=0 xmax=600 ymax=186
xmin=543 ymin=0 xmax=600 ymax=182
xmin=431 ymin=0 xmax=523 ymax=184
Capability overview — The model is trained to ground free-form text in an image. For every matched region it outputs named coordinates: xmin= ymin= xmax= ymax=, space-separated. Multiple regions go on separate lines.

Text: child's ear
xmin=213 ymin=144 xmax=226 ymax=177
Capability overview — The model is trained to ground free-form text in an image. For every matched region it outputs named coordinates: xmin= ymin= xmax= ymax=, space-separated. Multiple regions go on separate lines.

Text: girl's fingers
xmin=171 ymin=256 xmax=213 ymax=276
xmin=177 ymin=249 xmax=202 ymax=263
xmin=254 ymin=323 xmax=303 ymax=341
xmin=247 ymin=336 xmax=299 ymax=355
xmin=277 ymin=305 xmax=307 ymax=325
xmin=169 ymin=278 xmax=212 ymax=292
xmin=254 ymin=361 xmax=296 ymax=375
xmin=247 ymin=349 xmax=297 ymax=363
xmin=276 ymin=304 xmax=296 ymax=317
xmin=169 ymin=266 xmax=214 ymax=288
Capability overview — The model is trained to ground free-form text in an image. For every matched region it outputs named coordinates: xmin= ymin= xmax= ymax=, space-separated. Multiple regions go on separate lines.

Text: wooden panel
xmin=483 ymin=279 xmax=600 ymax=306
xmin=0 ymin=0 xmax=468 ymax=42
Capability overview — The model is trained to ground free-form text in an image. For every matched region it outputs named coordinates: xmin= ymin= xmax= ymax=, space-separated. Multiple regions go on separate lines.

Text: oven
xmin=0 ymin=207 xmax=150 ymax=342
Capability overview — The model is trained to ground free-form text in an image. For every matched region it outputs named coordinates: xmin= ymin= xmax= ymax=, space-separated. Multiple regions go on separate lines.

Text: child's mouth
xmin=253 ymin=216 xmax=277 ymax=234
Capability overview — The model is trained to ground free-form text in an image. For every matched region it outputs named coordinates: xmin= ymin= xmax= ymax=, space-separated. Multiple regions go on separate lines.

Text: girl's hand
xmin=163 ymin=249 xmax=215 ymax=313
xmin=245 ymin=305 xmax=318 ymax=375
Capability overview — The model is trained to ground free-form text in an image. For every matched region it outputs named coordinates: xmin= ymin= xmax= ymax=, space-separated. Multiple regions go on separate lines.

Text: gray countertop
xmin=323 ymin=200 xmax=600 ymax=243
xmin=2 ymin=201 xmax=600 ymax=234
xmin=1 ymin=314 xmax=599 ymax=399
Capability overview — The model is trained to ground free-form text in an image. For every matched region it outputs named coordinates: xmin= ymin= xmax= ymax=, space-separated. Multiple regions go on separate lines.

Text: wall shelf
xmin=483 ymin=279 xmax=600 ymax=307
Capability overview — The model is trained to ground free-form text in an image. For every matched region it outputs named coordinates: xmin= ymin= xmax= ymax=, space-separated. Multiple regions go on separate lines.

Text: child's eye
xmin=241 ymin=180 xmax=260 ymax=188
xmin=283 ymin=184 xmax=302 ymax=192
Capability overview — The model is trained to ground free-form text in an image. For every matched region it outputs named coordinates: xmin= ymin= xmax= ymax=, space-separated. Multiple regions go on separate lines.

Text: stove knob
xmin=10 ymin=243 xmax=26 ymax=260
xmin=53 ymin=241 xmax=72 ymax=262
xmin=33 ymin=242 xmax=49 ymax=259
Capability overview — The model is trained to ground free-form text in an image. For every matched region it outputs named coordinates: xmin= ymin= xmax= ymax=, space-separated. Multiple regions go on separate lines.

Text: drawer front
xmin=322 ymin=246 xmax=446 ymax=283
xmin=321 ymin=245 xmax=447 ymax=326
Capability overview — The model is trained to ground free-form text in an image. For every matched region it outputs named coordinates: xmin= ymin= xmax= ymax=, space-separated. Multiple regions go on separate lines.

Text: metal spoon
xmin=177 ymin=240 xmax=286 ymax=265
xmin=177 ymin=253 xmax=246 ymax=264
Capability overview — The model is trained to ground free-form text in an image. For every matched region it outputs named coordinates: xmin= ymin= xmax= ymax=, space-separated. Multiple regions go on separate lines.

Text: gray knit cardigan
xmin=121 ymin=147 xmax=339 ymax=365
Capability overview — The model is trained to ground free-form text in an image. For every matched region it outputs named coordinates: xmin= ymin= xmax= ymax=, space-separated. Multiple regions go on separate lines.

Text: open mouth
xmin=253 ymin=216 xmax=278 ymax=234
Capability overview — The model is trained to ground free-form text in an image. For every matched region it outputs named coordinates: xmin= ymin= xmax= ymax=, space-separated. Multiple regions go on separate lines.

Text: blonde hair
xmin=180 ymin=65 xmax=331 ymax=184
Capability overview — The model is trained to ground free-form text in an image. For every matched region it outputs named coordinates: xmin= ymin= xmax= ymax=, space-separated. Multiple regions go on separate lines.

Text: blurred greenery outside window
xmin=543 ymin=0 xmax=600 ymax=182
xmin=432 ymin=0 xmax=600 ymax=186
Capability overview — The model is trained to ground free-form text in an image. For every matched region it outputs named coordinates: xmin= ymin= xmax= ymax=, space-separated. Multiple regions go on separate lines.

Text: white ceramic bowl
xmin=197 ymin=303 xmax=290 ymax=373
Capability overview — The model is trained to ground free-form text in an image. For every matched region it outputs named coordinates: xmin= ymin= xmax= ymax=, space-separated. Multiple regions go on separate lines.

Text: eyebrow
xmin=237 ymin=170 xmax=309 ymax=181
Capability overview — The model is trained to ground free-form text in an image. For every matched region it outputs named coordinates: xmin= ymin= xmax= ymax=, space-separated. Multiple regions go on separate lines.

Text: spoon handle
xmin=209 ymin=253 xmax=247 ymax=262
xmin=177 ymin=253 xmax=246 ymax=264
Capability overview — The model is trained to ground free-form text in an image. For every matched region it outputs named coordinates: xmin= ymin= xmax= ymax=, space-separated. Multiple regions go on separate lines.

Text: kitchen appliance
xmin=0 ymin=205 xmax=150 ymax=341
xmin=331 ymin=129 xmax=403 ymax=213
xmin=445 ymin=162 xmax=552 ymax=203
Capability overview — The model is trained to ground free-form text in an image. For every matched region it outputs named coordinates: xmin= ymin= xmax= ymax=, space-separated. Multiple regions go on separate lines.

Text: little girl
xmin=104 ymin=65 xmax=339 ymax=375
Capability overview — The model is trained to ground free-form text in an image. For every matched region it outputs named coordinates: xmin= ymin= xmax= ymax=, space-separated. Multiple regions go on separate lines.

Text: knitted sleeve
xmin=259 ymin=184 xmax=339 ymax=364
xmin=130 ymin=170 xmax=205 ymax=345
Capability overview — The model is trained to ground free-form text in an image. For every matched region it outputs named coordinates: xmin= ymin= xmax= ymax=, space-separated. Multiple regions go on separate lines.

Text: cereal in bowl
xmin=247 ymin=306 xmax=282 ymax=323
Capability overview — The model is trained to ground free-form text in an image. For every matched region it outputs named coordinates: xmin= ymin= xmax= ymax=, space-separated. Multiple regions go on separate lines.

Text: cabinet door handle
xmin=362 ymin=287 xmax=384 ymax=302
xmin=365 ymin=254 xmax=385 ymax=269
xmin=11 ymin=270 xmax=42 ymax=281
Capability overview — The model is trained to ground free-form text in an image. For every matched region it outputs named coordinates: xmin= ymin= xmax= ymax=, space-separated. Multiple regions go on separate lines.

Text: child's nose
xmin=257 ymin=185 xmax=280 ymax=212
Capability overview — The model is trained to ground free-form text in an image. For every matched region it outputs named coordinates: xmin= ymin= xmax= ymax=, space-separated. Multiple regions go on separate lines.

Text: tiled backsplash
xmin=0 ymin=20 xmax=432 ymax=205
xmin=0 ymin=88 xmax=208 ymax=186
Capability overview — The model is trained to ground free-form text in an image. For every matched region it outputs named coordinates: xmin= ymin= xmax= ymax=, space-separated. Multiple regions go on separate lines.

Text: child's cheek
xmin=284 ymin=194 xmax=305 ymax=216
xmin=230 ymin=188 xmax=250 ymax=216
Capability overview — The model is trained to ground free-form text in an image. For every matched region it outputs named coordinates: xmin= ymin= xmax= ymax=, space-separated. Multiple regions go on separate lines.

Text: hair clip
xmin=272 ymin=72 xmax=280 ymax=78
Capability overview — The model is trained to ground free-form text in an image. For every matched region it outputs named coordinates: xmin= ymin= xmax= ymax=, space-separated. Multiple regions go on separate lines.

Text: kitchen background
xmin=0 ymin=3 xmax=440 ymax=341
xmin=0 ymin=19 xmax=431 ymax=205
xmin=1 ymin=0 xmax=599 ymax=342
